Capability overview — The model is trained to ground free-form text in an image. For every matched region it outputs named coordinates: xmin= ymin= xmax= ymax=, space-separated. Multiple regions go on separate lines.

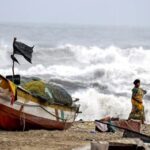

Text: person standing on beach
xmin=128 ymin=79 xmax=147 ymax=123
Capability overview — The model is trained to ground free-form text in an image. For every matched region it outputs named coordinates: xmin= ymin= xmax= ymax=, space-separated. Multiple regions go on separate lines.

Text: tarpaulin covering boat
xmin=0 ymin=75 xmax=80 ymax=131
xmin=22 ymin=79 xmax=73 ymax=106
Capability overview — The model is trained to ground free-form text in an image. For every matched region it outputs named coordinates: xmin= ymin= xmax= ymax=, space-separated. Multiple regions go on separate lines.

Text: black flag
xmin=13 ymin=39 xmax=34 ymax=63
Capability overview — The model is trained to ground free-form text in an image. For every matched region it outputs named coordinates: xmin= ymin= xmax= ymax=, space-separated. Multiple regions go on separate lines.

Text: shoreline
xmin=0 ymin=121 xmax=150 ymax=150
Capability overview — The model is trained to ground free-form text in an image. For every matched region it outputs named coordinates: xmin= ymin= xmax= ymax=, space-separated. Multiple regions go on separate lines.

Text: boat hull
xmin=0 ymin=88 xmax=77 ymax=131
xmin=0 ymin=103 xmax=72 ymax=131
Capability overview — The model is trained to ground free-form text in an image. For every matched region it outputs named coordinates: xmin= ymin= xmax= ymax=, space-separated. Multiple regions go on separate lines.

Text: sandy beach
xmin=0 ymin=121 xmax=149 ymax=150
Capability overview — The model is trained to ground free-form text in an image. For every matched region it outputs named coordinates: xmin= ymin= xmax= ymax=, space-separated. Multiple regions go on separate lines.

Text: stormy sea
xmin=0 ymin=23 xmax=150 ymax=122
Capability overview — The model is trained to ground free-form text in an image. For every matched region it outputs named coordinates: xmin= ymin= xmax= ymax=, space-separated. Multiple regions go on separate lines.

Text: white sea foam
xmin=0 ymin=44 xmax=150 ymax=121
xmin=73 ymin=88 xmax=131 ymax=121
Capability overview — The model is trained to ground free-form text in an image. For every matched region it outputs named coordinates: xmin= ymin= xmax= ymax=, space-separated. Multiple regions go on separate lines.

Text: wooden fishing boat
xmin=0 ymin=75 xmax=80 ymax=131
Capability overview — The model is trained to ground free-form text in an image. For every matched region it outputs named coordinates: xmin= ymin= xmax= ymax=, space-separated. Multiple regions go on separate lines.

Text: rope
xmin=21 ymin=112 xmax=26 ymax=131
xmin=19 ymin=102 xmax=26 ymax=131
xmin=14 ymin=101 xmax=77 ymax=122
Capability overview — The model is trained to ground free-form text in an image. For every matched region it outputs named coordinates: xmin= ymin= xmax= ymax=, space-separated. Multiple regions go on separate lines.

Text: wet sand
xmin=0 ymin=121 xmax=149 ymax=150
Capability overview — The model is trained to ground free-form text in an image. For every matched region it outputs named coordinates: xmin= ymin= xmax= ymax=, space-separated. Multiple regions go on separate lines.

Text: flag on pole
xmin=13 ymin=39 xmax=34 ymax=63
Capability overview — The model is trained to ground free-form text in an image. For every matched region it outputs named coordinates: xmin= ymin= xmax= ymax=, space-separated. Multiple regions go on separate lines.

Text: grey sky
xmin=0 ymin=0 xmax=150 ymax=26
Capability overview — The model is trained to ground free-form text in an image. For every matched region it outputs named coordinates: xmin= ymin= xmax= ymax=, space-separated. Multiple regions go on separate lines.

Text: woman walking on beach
xmin=129 ymin=79 xmax=147 ymax=123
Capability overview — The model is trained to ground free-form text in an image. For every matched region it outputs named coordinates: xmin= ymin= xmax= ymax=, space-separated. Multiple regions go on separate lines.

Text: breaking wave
xmin=1 ymin=44 xmax=150 ymax=122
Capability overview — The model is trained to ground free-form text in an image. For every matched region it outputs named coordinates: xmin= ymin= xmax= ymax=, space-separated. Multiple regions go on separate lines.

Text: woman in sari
xmin=129 ymin=79 xmax=147 ymax=123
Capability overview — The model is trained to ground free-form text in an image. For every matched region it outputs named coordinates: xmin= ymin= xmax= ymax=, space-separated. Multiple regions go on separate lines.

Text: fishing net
xmin=22 ymin=80 xmax=73 ymax=106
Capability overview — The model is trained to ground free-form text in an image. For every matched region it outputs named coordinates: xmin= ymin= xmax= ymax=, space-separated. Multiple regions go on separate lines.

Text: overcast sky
xmin=0 ymin=0 xmax=150 ymax=27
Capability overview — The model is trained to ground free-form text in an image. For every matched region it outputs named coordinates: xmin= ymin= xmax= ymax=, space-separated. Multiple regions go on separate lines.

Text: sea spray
xmin=73 ymin=88 xmax=131 ymax=121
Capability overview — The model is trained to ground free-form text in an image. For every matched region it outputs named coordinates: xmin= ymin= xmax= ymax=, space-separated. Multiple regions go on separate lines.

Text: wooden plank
xmin=123 ymin=130 xmax=150 ymax=143
xmin=91 ymin=139 xmax=145 ymax=150
xmin=95 ymin=120 xmax=150 ymax=143
xmin=109 ymin=139 xmax=145 ymax=150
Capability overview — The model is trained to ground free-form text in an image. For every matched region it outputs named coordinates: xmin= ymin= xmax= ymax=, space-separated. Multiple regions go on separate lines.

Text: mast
xmin=12 ymin=37 xmax=17 ymax=79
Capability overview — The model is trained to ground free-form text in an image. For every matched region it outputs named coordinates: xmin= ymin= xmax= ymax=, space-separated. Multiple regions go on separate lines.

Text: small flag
xmin=13 ymin=39 xmax=34 ymax=63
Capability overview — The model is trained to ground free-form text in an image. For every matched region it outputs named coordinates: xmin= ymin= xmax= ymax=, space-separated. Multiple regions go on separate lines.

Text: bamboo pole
xmin=12 ymin=37 xmax=17 ymax=80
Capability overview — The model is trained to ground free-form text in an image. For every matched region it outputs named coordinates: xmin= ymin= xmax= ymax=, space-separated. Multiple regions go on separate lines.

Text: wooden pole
xmin=12 ymin=37 xmax=17 ymax=80
xmin=12 ymin=57 xmax=15 ymax=76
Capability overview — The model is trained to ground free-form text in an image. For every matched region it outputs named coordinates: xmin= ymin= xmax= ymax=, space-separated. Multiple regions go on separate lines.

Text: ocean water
xmin=0 ymin=23 xmax=150 ymax=122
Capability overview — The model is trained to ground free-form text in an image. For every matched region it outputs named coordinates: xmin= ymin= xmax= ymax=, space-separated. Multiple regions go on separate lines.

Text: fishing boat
xmin=0 ymin=38 xmax=80 ymax=131
xmin=0 ymin=75 xmax=80 ymax=131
